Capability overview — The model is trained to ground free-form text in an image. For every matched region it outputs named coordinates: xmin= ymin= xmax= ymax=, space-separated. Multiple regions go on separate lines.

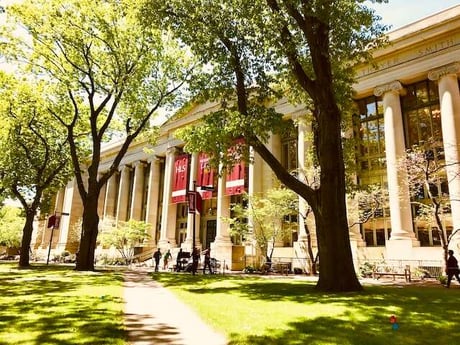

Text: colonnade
xmin=43 ymin=61 xmax=460 ymax=264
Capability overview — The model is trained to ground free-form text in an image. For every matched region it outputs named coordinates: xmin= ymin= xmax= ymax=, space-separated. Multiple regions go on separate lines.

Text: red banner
xmin=226 ymin=140 xmax=246 ymax=195
xmin=172 ymin=154 xmax=189 ymax=203
xmin=187 ymin=191 xmax=203 ymax=214
xmin=197 ymin=153 xmax=215 ymax=200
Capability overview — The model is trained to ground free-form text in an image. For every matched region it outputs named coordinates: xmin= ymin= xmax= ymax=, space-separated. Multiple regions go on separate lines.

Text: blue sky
xmin=367 ymin=0 xmax=460 ymax=30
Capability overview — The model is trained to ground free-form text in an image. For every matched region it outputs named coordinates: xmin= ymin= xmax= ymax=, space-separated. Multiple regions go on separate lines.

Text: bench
xmin=372 ymin=265 xmax=411 ymax=282
xmin=272 ymin=262 xmax=291 ymax=275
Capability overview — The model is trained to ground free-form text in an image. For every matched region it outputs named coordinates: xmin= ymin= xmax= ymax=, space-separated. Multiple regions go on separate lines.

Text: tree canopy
xmin=1 ymin=0 xmax=195 ymax=270
xmin=144 ymin=0 xmax=388 ymax=291
xmin=0 ymin=72 xmax=73 ymax=266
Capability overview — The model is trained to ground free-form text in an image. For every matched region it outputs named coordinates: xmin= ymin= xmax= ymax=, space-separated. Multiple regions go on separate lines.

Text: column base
xmin=210 ymin=241 xmax=233 ymax=272
xmin=386 ymin=238 xmax=420 ymax=261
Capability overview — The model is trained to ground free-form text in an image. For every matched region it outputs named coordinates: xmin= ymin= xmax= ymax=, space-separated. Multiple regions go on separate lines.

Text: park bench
xmin=372 ymin=265 xmax=411 ymax=282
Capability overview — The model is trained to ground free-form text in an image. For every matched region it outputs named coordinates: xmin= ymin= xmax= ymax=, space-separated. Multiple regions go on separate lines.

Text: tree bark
xmin=75 ymin=189 xmax=100 ymax=271
xmin=18 ymin=210 xmax=35 ymax=268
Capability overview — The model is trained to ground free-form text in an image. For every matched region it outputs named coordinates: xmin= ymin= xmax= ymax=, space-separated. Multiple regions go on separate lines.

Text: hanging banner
xmin=226 ymin=139 xmax=246 ymax=196
xmin=187 ymin=190 xmax=203 ymax=214
xmin=197 ymin=152 xmax=215 ymax=200
xmin=172 ymin=154 xmax=189 ymax=203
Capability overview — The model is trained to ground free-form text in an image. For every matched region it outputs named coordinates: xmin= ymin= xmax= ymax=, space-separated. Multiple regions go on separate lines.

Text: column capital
xmin=148 ymin=155 xmax=163 ymax=164
xmin=428 ymin=62 xmax=460 ymax=81
xmin=166 ymin=146 xmax=179 ymax=156
xmin=374 ymin=81 xmax=404 ymax=97
xmin=132 ymin=161 xmax=147 ymax=169
xmin=118 ymin=164 xmax=132 ymax=173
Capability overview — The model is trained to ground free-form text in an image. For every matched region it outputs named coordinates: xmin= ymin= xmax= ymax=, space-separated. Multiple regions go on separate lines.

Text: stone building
xmin=33 ymin=5 xmax=460 ymax=271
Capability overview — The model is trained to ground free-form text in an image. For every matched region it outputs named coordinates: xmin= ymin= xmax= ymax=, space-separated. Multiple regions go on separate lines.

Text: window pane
xmin=432 ymin=227 xmax=441 ymax=246
xmin=407 ymin=110 xmax=419 ymax=146
xmin=417 ymin=228 xmax=430 ymax=246
xmin=363 ymin=228 xmax=374 ymax=246
xmin=417 ymin=82 xmax=429 ymax=105
xmin=376 ymin=228 xmax=386 ymax=246
xmin=419 ymin=108 xmax=432 ymax=141
xmin=367 ymin=102 xmax=377 ymax=118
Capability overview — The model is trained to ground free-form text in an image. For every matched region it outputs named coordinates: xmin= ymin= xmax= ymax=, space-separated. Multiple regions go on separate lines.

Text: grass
xmin=151 ymin=273 xmax=460 ymax=345
xmin=0 ymin=262 xmax=125 ymax=345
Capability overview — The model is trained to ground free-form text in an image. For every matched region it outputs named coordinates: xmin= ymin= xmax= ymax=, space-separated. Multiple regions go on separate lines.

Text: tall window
xmin=281 ymin=120 xmax=298 ymax=173
xmin=402 ymin=80 xmax=441 ymax=147
xmin=402 ymin=80 xmax=450 ymax=245
xmin=355 ymin=96 xmax=385 ymax=172
xmin=354 ymin=96 xmax=389 ymax=246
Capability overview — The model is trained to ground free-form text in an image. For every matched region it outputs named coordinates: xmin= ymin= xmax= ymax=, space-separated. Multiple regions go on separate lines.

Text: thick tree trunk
xmin=18 ymin=210 xmax=35 ymax=268
xmin=315 ymin=97 xmax=362 ymax=291
xmin=75 ymin=191 xmax=100 ymax=271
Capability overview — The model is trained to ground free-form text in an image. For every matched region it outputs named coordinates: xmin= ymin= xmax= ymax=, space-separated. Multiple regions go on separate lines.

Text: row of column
xmin=102 ymin=158 xmax=162 ymax=245
xmin=374 ymin=62 xmax=460 ymax=254
xmin=157 ymin=148 xmax=232 ymax=252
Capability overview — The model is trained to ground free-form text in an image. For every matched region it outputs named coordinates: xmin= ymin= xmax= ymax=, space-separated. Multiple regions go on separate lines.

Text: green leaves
xmin=0 ymin=72 xmax=73 ymax=208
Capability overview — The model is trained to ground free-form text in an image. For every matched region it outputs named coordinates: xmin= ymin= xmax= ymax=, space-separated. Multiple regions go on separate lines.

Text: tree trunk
xmin=18 ymin=210 xmax=35 ymax=268
xmin=75 ymin=191 xmax=100 ymax=271
xmin=314 ymin=96 xmax=362 ymax=292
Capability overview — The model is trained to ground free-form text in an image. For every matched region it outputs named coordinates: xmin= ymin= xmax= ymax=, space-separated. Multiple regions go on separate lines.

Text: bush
xmin=243 ymin=266 xmax=256 ymax=274
xmin=438 ymin=275 xmax=447 ymax=285
xmin=358 ymin=262 xmax=375 ymax=278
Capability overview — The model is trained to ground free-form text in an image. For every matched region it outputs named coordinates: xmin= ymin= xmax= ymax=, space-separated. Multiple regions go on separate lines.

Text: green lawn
xmin=151 ymin=273 xmax=459 ymax=345
xmin=0 ymin=262 xmax=125 ymax=345
xmin=1 ymin=262 xmax=458 ymax=345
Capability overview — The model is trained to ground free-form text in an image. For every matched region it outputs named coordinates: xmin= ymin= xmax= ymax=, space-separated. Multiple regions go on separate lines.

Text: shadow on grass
xmin=0 ymin=263 xmax=125 ymax=345
xmin=152 ymin=273 xmax=460 ymax=345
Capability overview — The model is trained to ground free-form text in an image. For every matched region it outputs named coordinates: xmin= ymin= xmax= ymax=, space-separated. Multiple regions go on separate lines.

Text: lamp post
xmin=192 ymin=180 xmax=196 ymax=250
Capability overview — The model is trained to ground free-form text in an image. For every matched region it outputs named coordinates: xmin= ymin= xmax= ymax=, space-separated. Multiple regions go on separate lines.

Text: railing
xmin=357 ymin=259 xmax=444 ymax=279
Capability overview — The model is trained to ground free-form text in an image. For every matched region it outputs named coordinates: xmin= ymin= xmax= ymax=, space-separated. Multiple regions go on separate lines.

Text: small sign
xmin=188 ymin=191 xmax=196 ymax=213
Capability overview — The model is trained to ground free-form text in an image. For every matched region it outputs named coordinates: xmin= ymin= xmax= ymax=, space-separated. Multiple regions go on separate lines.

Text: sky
xmin=367 ymin=0 xmax=460 ymax=30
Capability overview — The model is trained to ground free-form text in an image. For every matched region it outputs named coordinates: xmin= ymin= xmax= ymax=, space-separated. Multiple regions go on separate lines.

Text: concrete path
xmin=123 ymin=268 xmax=228 ymax=345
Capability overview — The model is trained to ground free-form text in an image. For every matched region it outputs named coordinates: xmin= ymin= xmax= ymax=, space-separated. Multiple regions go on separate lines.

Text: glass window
xmin=376 ymin=228 xmax=386 ymax=246
xmin=402 ymin=80 xmax=441 ymax=147
xmin=417 ymin=228 xmax=430 ymax=246
xmin=281 ymin=121 xmax=298 ymax=173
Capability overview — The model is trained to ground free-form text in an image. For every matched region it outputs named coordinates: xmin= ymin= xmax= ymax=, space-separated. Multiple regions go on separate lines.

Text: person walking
xmin=176 ymin=248 xmax=183 ymax=272
xmin=446 ymin=249 xmax=460 ymax=288
xmin=153 ymin=248 xmax=161 ymax=272
xmin=163 ymin=249 xmax=172 ymax=270
xmin=202 ymin=248 xmax=213 ymax=274
xmin=191 ymin=247 xmax=200 ymax=275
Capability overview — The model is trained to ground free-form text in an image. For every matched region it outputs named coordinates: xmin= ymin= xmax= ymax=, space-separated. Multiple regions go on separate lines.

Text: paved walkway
xmin=123 ymin=268 xmax=228 ymax=345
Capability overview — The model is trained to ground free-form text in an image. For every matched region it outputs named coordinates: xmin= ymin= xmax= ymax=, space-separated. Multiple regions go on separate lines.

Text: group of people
xmin=152 ymin=247 xmax=215 ymax=275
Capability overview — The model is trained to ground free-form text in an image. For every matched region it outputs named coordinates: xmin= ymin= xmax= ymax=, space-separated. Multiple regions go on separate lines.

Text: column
xmin=184 ymin=153 xmax=201 ymax=250
xmin=130 ymin=161 xmax=146 ymax=220
xmin=248 ymin=146 xmax=262 ymax=254
xmin=429 ymin=63 xmax=460 ymax=247
xmin=374 ymin=81 xmax=419 ymax=259
xmin=211 ymin=162 xmax=233 ymax=269
xmin=145 ymin=157 xmax=162 ymax=246
xmin=103 ymin=173 xmax=118 ymax=220
xmin=116 ymin=165 xmax=131 ymax=223
xmin=158 ymin=147 xmax=178 ymax=248
xmin=296 ymin=115 xmax=310 ymax=242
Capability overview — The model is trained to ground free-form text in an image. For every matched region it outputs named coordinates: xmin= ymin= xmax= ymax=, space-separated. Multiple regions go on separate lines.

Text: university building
xmin=32 ymin=5 xmax=460 ymax=271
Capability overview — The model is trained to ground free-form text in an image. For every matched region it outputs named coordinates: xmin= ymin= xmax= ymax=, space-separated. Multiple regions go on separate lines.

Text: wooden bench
xmin=272 ymin=262 xmax=291 ymax=275
xmin=372 ymin=265 xmax=411 ymax=282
